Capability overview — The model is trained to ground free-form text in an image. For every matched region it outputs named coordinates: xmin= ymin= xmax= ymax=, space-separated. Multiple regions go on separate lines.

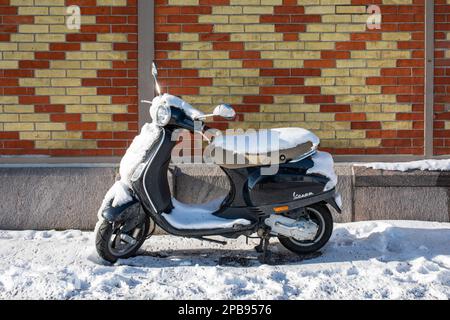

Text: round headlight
xmin=152 ymin=104 xmax=171 ymax=126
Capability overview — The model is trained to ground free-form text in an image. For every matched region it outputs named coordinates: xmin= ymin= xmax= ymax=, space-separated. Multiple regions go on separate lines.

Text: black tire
xmin=95 ymin=215 xmax=150 ymax=263
xmin=278 ymin=204 xmax=333 ymax=255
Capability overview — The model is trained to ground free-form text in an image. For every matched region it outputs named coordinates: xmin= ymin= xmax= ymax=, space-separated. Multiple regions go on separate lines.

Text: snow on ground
xmin=356 ymin=159 xmax=450 ymax=172
xmin=1 ymin=220 xmax=450 ymax=300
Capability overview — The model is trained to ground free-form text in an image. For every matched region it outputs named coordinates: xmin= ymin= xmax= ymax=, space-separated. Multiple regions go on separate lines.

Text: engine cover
xmin=265 ymin=215 xmax=319 ymax=241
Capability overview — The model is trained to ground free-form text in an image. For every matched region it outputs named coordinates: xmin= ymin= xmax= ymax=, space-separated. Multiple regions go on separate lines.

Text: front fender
xmin=101 ymin=198 xmax=139 ymax=222
xmin=325 ymin=193 xmax=342 ymax=214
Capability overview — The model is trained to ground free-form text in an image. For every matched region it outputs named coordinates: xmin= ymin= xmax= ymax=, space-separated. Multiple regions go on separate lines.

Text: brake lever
xmin=141 ymin=100 xmax=152 ymax=105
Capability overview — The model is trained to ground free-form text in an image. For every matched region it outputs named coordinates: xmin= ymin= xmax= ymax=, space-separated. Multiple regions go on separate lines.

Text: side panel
xmin=132 ymin=128 xmax=175 ymax=214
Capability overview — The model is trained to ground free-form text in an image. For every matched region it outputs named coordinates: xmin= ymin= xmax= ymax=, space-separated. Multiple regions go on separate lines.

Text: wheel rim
xmin=288 ymin=207 xmax=326 ymax=246
xmin=107 ymin=221 xmax=146 ymax=257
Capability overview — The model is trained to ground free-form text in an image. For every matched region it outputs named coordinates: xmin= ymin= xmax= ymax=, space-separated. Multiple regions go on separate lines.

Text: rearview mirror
xmin=213 ymin=104 xmax=236 ymax=120
xmin=151 ymin=62 xmax=161 ymax=96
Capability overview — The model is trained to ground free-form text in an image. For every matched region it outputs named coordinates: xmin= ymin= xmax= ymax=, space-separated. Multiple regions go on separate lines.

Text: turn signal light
xmin=273 ymin=206 xmax=289 ymax=213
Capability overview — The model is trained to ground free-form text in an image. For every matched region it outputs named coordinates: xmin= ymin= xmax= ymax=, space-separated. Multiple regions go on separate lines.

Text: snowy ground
xmin=1 ymin=220 xmax=450 ymax=300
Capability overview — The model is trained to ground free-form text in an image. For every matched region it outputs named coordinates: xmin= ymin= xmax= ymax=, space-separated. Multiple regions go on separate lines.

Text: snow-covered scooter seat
xmin=208 ymin=127 xmax=320 ymax=169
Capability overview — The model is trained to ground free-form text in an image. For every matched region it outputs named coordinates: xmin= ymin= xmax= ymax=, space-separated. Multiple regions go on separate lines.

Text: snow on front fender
xmin=306 ymin=151 xmax=338 ymax=191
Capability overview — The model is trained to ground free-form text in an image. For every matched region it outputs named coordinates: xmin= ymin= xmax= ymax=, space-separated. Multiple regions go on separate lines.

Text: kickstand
xmin=255 ymin=236 xmax=270 ymax=263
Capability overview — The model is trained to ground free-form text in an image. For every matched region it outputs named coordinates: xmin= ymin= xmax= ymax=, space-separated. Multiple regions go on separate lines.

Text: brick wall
xmin=0 ymin=0 xmax=449 ymax=158
xmin=0 ymin=0 xmax=138 ymax=156
xmin=435 ymin=0 xmax=450 ymax=156
xmin=156 ymin=0 xmax=430 ymax=156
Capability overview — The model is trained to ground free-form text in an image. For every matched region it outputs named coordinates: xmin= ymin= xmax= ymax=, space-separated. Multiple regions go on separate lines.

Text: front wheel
xmin=95 ymin=215 xmax=150 ymax=263
xmin=278 ymin=204 xmax=333 ymax=255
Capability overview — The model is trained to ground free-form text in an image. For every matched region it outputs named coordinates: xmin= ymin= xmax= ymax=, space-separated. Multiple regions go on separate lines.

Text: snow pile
xmin=1 ymin=220 xmax=450 ymax=299
xmin=357 ymin=159 xmax=450 ymax=172
xmin=98 ymin=123 xmax=161 ymax=214
xmin=162 ymin=198 xmax=251 ymax=230
xmin=307 ymin=151 xmax=338 ymax=191
xmin=213 ymin=127 xmax=320 ymax=155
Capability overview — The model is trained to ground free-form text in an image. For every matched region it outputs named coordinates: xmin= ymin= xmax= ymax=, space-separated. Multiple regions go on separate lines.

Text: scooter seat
xmin=208 ymin=127 xmax=320 ymax=169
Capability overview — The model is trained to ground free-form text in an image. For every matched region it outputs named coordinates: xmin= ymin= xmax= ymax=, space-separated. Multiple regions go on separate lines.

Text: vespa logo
xmin=293 ymin=191 xmax=313 ymax=200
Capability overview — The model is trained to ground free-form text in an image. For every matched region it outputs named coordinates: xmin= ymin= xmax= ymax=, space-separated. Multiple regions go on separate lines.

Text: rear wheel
xmin=278 ymin=204 xmax=333 ymax=255
xmin=95 ymin=215 xmax=151 ymax=263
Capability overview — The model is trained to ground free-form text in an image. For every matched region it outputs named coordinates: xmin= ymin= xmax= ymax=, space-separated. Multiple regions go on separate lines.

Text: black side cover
xmin=132 ymin=128 xmax=175 ymax=214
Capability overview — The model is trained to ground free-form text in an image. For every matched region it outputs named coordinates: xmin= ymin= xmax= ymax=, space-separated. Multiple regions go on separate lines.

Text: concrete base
xmin=0 ymin=163 xmax=448 ymax=230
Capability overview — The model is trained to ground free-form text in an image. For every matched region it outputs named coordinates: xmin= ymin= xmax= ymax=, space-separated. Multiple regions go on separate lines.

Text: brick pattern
xmin=0 ymin=0 xmax=138 ymax=156
xmin=434 ymin=0 xmax=450 ymax=156
xmin=155 ymin=0 xmax=427 ymax=155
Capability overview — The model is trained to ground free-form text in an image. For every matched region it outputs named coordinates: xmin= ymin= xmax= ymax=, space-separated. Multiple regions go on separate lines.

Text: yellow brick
xmin=305 ymin=6 xmax=335 ymax=14
xmin=3 ymin=105 xmax=33 ymax=113
xmin=337 ymin=60 xmax=366 ymax=68
xmin=35 ymin=123 xmax=66 ymax=131
xmin=36 ymin=34 xmax=65 ymax=42
xmin=349 ymin=139 xmax=381 ymax=148
xmin=261 ymin=105 xmax=290 ymax=113
xmin=168 ymin=0 xmax=198 ymax=4
xmin=290 ymin=104 xmax=319 ymax=112
xmin=66 ymin=88 xmax=97 ymax=95
xmin=97 ymin=122 xmax=128 ymax=131
xmin=274 ymin=96 xmax=303 ymax=104
xmin=366 ymin=95 xmax=397 ymax=104
xmin=168 ymin=51 xmax=198 ymax=60
xmin=245 ymin=42 xmax=275 ymax=50
xmin=230 ymin=15 xmax=259 ymax=24
xmin=382 ymin=121 xmax=412 ymax=130
xmin=0 ymin=114 xmax=19 ymax=122
xmin=322 ymin=15 xmax=352 ymax=23
xmin=245 ymin=25 xmax=274 ymax=33
xmin=382 ymin=51 xmax=411 ymax=59
xmin=245 ymin=77 xmax=273 ymax=86
xmin=18 ymin=43 xmax=49 ymax=51
xmin=245 ymin=113 xmax=274 ymax=122
xmin=35 ymin=88 xmax=65 ymax=95
xmin=48 ymin=7 xmax=66 ymax=15
xmin=81 ymin=114 xmax=112 ymax=122
xmin=199 ymin=69 xmax=230 ymax=78
xmin=292 ymin=51 xmax=320 ymax=59
xmin=168 ymin=33 xmax=199 ymax=42
xmin=35 ymin=16 xmax=65 ymax=24
xmin=336 ymin=5 xmax=366 ymax=13
xmin=214 ymin=24 xmax=244 ymax=33
xmin=350 ymin=68 xmax=380 ymax=77
xmin=51 ymin=78 xmax=81 ymax=87
xmin=20 ymin=132 xmax=51 ymax=140
xmin=97 ymin=0 xmax=127 ymax=5
xmin=305 ymin=113 xmax=335 ymax=121
xmin=305 ymin=78 xmax=335 ymax=86
xmin=199 ymin=15 xmax=228 ymax=23
xmin=199 ymin=51 xmax=229 ymax=59
xmin=11 ymin=34 xmax=34 ymax=42
xmin=34 ymin=0 xmax=64 ymax=4
xmin=445 ymin=121 xmax=450 ymax=130
xmin=67 ymin=70 xmax=97 ymax=78
xmin=51 ymin=61 xmax=81 ymax=69
xmin=315 ymin=131 xmax=335 ymax=139
xmin=322 ymin=68 xmax=350 ymax=77
xmin=304 ymin=42 xmax=335 ymax=50
xmin=322 ymin=86 xmax=350 ymax=95
xmin=321 ymin=140 xmax=349 ymax=148
xmin=35 ymin=70 xmax=66 ymax=78
xmin=81 ymin=43 xmax=113 ymax=51
xmin=231 ymin=0 xmax=258 ymax=4
xmin=307 ymin=24 xmax=335 ymax=33
xmin=182 ymin=42 xmax=212 ymax=51
xmin=0 ymin=43 xmax=18 ymax=50
xmin=81 ymin=61 xmax=111 ymax=69
xmin=366 ymin=113 xmax=396 ymax=121
xmin=19 ymin=78 xmax=50 ymax=87
xmin=382 ymin=32 xmax=411 ymax=41
xmin=383 ymin=0 xmax=412 ymax=4
xmin=66 ymin=105 xmax=96 ymax=113
xmin=261 ymin=51 xmax=290 ymax=59
xmin=4 ymin=123 xmax=34 ymax=131
xmin=212 ymin=95 xmax=243 ymax=104
xmin=351 ymin=104 xmax=381 ymax=112
xmin=97 ymin=52 xmax=127 ymax=60
xmin=335 ymin=77 xmax=365 ymax=86
xmin=321 ymin=122 xmax=351 ymax=130
xmin=242 ymin=6 xmax=274 ymax=14
xmin=336 ymin=23 xmax=366 ymax=32
xmin=50 ymin=96 xmax=81 ymax=104
xmin=298 ymin=33 xmax=320 ymax=41
xmin=321 ymin=33 xmax=350 ymax=41
xmin=19 ymin=114 xmax=49 ymax=122
xmin=81 ymin=96 xmax=111 ymax=104
xmin=0 ymin=61 xmax=19 ymax=69
xmin=35 ymin=141 xmax=66 ymax=149
xmin=66 ymin=52 xmax=97 ymax=60
xmin=275 ymin=114 xmax=305 ymax=122
xmin=19 ymin=25 xmax=49 ymax=33
xmin=367 ymin=41 xmax=397 ymax=50
xmin=98 ymin=33 xmax=128 ymax=42
xmin=351 ymin=86 xmax=381 ymax=94
xmin=200 ymin=87 xmax=229 ymax=95
xmin=336 ymin=95 xmax=365 ymax=103
xmin=212 ymin=6 xmax=242 ymax=14
xmin=382 ymin=104 xmax=412 ymax=112
xmin=18 ymin=7 xmax=48 ymax=15
xmin=97 ymin=105 xmax=128 ymax=113
xmin=230 ymin=68 xmax=259 ymax=77
xmin=230 ymin=86 xmax=258 ymax=95
xmin=367 ymin=60 xmax=396 ymax=68
xmin=182 ymin=60 xmax=212 ymax=68
xmin=351 ymin=51 xmax=380 ymax=59
xmin=275 ymin=42 xmax=304 ymax=50
xmin=2 ymin=51 xmax=34 ymax=60
xmin=336 ymin=130 xmax=365 ymax=139
xmin=10 ymin=0 xmax=33 ymax=5
xmin=52 ymin=132 xmax=82 ymax=140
